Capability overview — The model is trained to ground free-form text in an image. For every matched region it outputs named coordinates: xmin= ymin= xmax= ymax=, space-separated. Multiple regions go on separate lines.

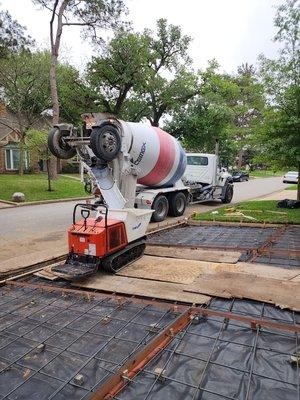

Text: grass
xmin=0 ymin=173 xmax=88 ymax=203
xmin=249 ymin=170 xmax=284 ymax=178
xmin=193 ymin=200 xmax=300 ymax=225
xmin=285 ymin=184 xmax=297 ymax=190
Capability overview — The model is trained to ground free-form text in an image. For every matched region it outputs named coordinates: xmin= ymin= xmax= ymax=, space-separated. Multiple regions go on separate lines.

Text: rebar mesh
xmin=0 ymin=285 xmax=176 ymax=399
xmin=148 ymin=225 xmax=277 ymax=250
xmin=116 ymin=298 xmax=300 ymax=400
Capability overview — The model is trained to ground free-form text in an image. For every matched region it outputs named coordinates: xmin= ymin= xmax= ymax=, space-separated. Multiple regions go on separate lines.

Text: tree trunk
xmin=297 ymin=161 xmax=300 ymax=201
xmin=50 ymin=53 xmax=60 ymax=126
xmin=237 ymin=149 xmax=244 ymax=169
xmin=49 ymin=0 xmax=68 ymax=180
xmin=46 ymin=159 xmax=52 ymax=191
xmin=150 ymin=111 xmax=160 ymax=127
xmin=49 ymin=53 xmax=59 ymax=180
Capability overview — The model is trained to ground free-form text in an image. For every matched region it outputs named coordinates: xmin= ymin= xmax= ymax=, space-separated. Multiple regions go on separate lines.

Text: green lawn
xmin=193 ymin=200 xmax=300 ymax=224
xmin=250 ymin=170 xmax=284 ymax=178
xmin=0 ymin=174 xmax=88 ymax=202
xmin=285 ymin=184 xmax=297 ymax=190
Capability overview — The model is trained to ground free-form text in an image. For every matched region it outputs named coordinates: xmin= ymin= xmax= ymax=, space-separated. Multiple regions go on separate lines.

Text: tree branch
xmin=50 ymin=0 xmax=59 ymax=49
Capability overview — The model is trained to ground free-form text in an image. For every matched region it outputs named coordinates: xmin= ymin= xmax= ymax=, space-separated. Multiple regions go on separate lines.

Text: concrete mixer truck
xmin=47 ymin=114 xmax=233 ymax=280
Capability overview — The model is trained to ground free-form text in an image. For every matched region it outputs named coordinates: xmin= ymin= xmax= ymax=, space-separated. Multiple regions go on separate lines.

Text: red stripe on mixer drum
xmin=138 ymin=127 xmax=175 ymax=186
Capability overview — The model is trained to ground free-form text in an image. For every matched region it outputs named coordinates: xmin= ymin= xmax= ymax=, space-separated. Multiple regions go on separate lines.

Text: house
xmin=0 ymin=103 xmax=50 ymax=173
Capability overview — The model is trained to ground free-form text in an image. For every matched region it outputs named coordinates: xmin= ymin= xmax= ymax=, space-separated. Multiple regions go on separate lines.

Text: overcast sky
xmin=1 ymin=0 xmax=281 ymax=74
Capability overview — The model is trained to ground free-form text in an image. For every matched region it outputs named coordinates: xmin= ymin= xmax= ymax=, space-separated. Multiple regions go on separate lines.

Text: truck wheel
xmin=90 ymin=125 xmax=121 ymax=162
xmin=151 ymin=195 xmax=169 ymax=222
xmin=48 ymin=127 xmax=76 ymax=159
xmin=169 ymin=192 xmax=187 ymax=217
xmin=221 ymin=184 xmax=233 ymax=204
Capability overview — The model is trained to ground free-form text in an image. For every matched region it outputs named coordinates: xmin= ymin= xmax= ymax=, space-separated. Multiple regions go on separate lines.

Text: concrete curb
xmin=0 ymin=196 xmax=93 ymax=210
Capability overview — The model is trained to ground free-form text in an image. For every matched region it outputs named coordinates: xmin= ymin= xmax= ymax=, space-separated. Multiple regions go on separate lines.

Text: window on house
xmin=5 ymin=147 xmax=29 ymax=170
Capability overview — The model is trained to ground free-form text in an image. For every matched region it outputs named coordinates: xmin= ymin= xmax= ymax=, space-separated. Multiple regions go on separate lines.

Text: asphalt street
xmin=0 ymin=176 xmax=287 ymax=262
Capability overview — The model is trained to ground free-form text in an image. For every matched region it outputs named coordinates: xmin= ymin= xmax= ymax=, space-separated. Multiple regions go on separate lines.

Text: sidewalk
xmin=257 ymin=189 xmax=297 ymax=201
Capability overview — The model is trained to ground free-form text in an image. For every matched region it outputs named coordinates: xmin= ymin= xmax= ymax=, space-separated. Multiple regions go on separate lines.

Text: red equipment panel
xmin=68 ymin=218 xmax=127 ymax=257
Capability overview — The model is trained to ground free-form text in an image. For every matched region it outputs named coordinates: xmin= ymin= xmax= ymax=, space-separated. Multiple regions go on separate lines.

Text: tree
xmin=165 ymin=62 xmax=237 ymax=164
xmin=26 ymin=129 xmax=53 ymax=191
xmin=141 ymin=67 xmax=199 ymax=127
xmin=33 ymin=0 xmax=126 ymax=125
xmin=0 ymin=51 xmax=51 ymax=174
xmin=140 ymin=18 xmax=198 ymax=126
xmin=0 ymin=10 xmax=34 ymax=59
xmin=87 ymin=31 xmax=151 ymax=116
xmin=231 ymin=64 xmax=265 ymax=168
xmin=86 ymin=19 xmax=199 ymax=126
xmin=257 ymin=0 xmax=300 ymax=199
xmin=57 ymin=62 xmax=97 ymax=124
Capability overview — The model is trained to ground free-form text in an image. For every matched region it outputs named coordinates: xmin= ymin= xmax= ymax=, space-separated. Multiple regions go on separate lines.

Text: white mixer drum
xmin=122 ymin=122 xmax=187 ymax=187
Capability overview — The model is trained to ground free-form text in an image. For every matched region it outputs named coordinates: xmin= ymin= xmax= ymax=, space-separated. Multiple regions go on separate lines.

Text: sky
xmin=1 ymin=0 xmax=282 ymax=74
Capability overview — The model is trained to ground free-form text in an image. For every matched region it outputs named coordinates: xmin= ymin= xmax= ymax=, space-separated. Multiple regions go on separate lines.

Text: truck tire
xmin=90 ymin=125 xmax=121 ymax=162
xmin=151 ymin=195 xmax=169 ymax=222
xmin=48 ymin=127 xmax=76 ymax=159
xmin=169 ymin=192 xmax=187 ymax=217
xmin=221 ymin=184 xmax=233 ymax=204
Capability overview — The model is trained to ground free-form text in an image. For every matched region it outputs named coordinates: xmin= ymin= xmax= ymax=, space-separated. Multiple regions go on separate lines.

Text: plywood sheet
xmin=145 ymin=246 xmax=241 ymax=263
xmin=184 ymin=272 xmax=300 ymax=311
xmin=73 ymin=273 xmax=210 ymax=304
xmin=235 ymin=262 xmax=299 ymax=281
xmin=117 ymin=255 xmax=233 ymax=284
xmin=117 ymin=256 xmax=298 ymax=284
xmin=290 ymin=274 xmax=300 ymax=283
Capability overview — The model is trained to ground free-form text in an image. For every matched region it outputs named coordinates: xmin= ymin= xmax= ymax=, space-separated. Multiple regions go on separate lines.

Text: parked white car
xmin=283 ymin=171 xmax=299 ymax=183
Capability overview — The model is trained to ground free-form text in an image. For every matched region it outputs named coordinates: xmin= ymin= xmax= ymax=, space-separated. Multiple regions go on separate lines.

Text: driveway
xmin=0 ymin=177 xmax=286 ymax=265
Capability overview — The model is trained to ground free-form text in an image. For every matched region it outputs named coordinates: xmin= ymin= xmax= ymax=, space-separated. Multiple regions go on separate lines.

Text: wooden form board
xmin=184 ymin=272 xmax=300 ymax=311
xmin=73 ymin=273 xmax=211 ymax=304
xmin=117 ymin=255 xmax=299 ymax=284
xmin=34 ymin=266 xmax=59 ymax=281
xmin=145 ymin=246 xmax=241 ymax=264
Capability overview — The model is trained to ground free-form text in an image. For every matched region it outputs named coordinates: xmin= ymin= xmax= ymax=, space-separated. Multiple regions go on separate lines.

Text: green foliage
xmin=0 ymin=174 xmax=86 ymax=202
xmin=86 ymin=18 xmax=197 ymax=126
xmin=57 ymin=62 xmax=97 ymax=124
xmin=87 ymin=31 xmax=150 ymax=115
xmin=165 ymin=63 xmax=236 ymax=163
xmin=0 ymin=10 xmax=34 ymax=59
xmin=254 ymin=0 xmax=300 ymax=196
xmin=139 ymin=18 xmax=195 ymax=126
xmin=165 ymin=58 xmax=265 ymax=165
xmin=193 ymin=200 xmax=300 ymax=224
xmin=285 ymin=185 xmax=297 ymax=190
xmin=26 ymin=129 xmax=51 ymax=161
xmin=0 ymin=51 xmax=51 ymax=134
xmin=0 ymin=50 xmax=93 ymax=128
xmin=149 ymin=18 xmax=191 ymax=71
xmin=33 ymin=0 xmax=127 ymax=43
xmin=249 ymin=169 xmax=285 ymax=177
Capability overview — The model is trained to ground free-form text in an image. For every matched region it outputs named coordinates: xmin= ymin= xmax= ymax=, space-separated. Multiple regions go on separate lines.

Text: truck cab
xmin=183 ymin=153 xmax=233 ymax=204
xmin=135 ymin=152 xmax=233 ymax=222
xmin=184 ymin=153 xmax=232 ymax=185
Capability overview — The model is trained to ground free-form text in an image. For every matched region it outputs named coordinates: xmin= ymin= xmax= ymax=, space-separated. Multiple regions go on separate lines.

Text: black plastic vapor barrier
xmin=0 ymin=285 xmax=178 ymax=399
xmin=147 ymin=225 xmax=277 ymax=250
xmin=115 ymin=298 xmax=300 ymax=400
xmin=0 ymin=285 xmax=299 ymax=400
xmin=254 ymin=226 xmax=300 ymax=269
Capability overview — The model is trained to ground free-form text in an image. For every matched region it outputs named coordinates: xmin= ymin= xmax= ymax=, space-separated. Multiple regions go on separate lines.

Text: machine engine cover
xmin=68 ymin=218 xmax=127 ymax=257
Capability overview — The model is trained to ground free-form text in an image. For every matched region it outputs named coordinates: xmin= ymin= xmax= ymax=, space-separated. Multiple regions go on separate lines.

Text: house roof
xmin=0 ymin=108 xmax=20 ymax=140
xmin=0 ymin=103 xmax=52 ymax=142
